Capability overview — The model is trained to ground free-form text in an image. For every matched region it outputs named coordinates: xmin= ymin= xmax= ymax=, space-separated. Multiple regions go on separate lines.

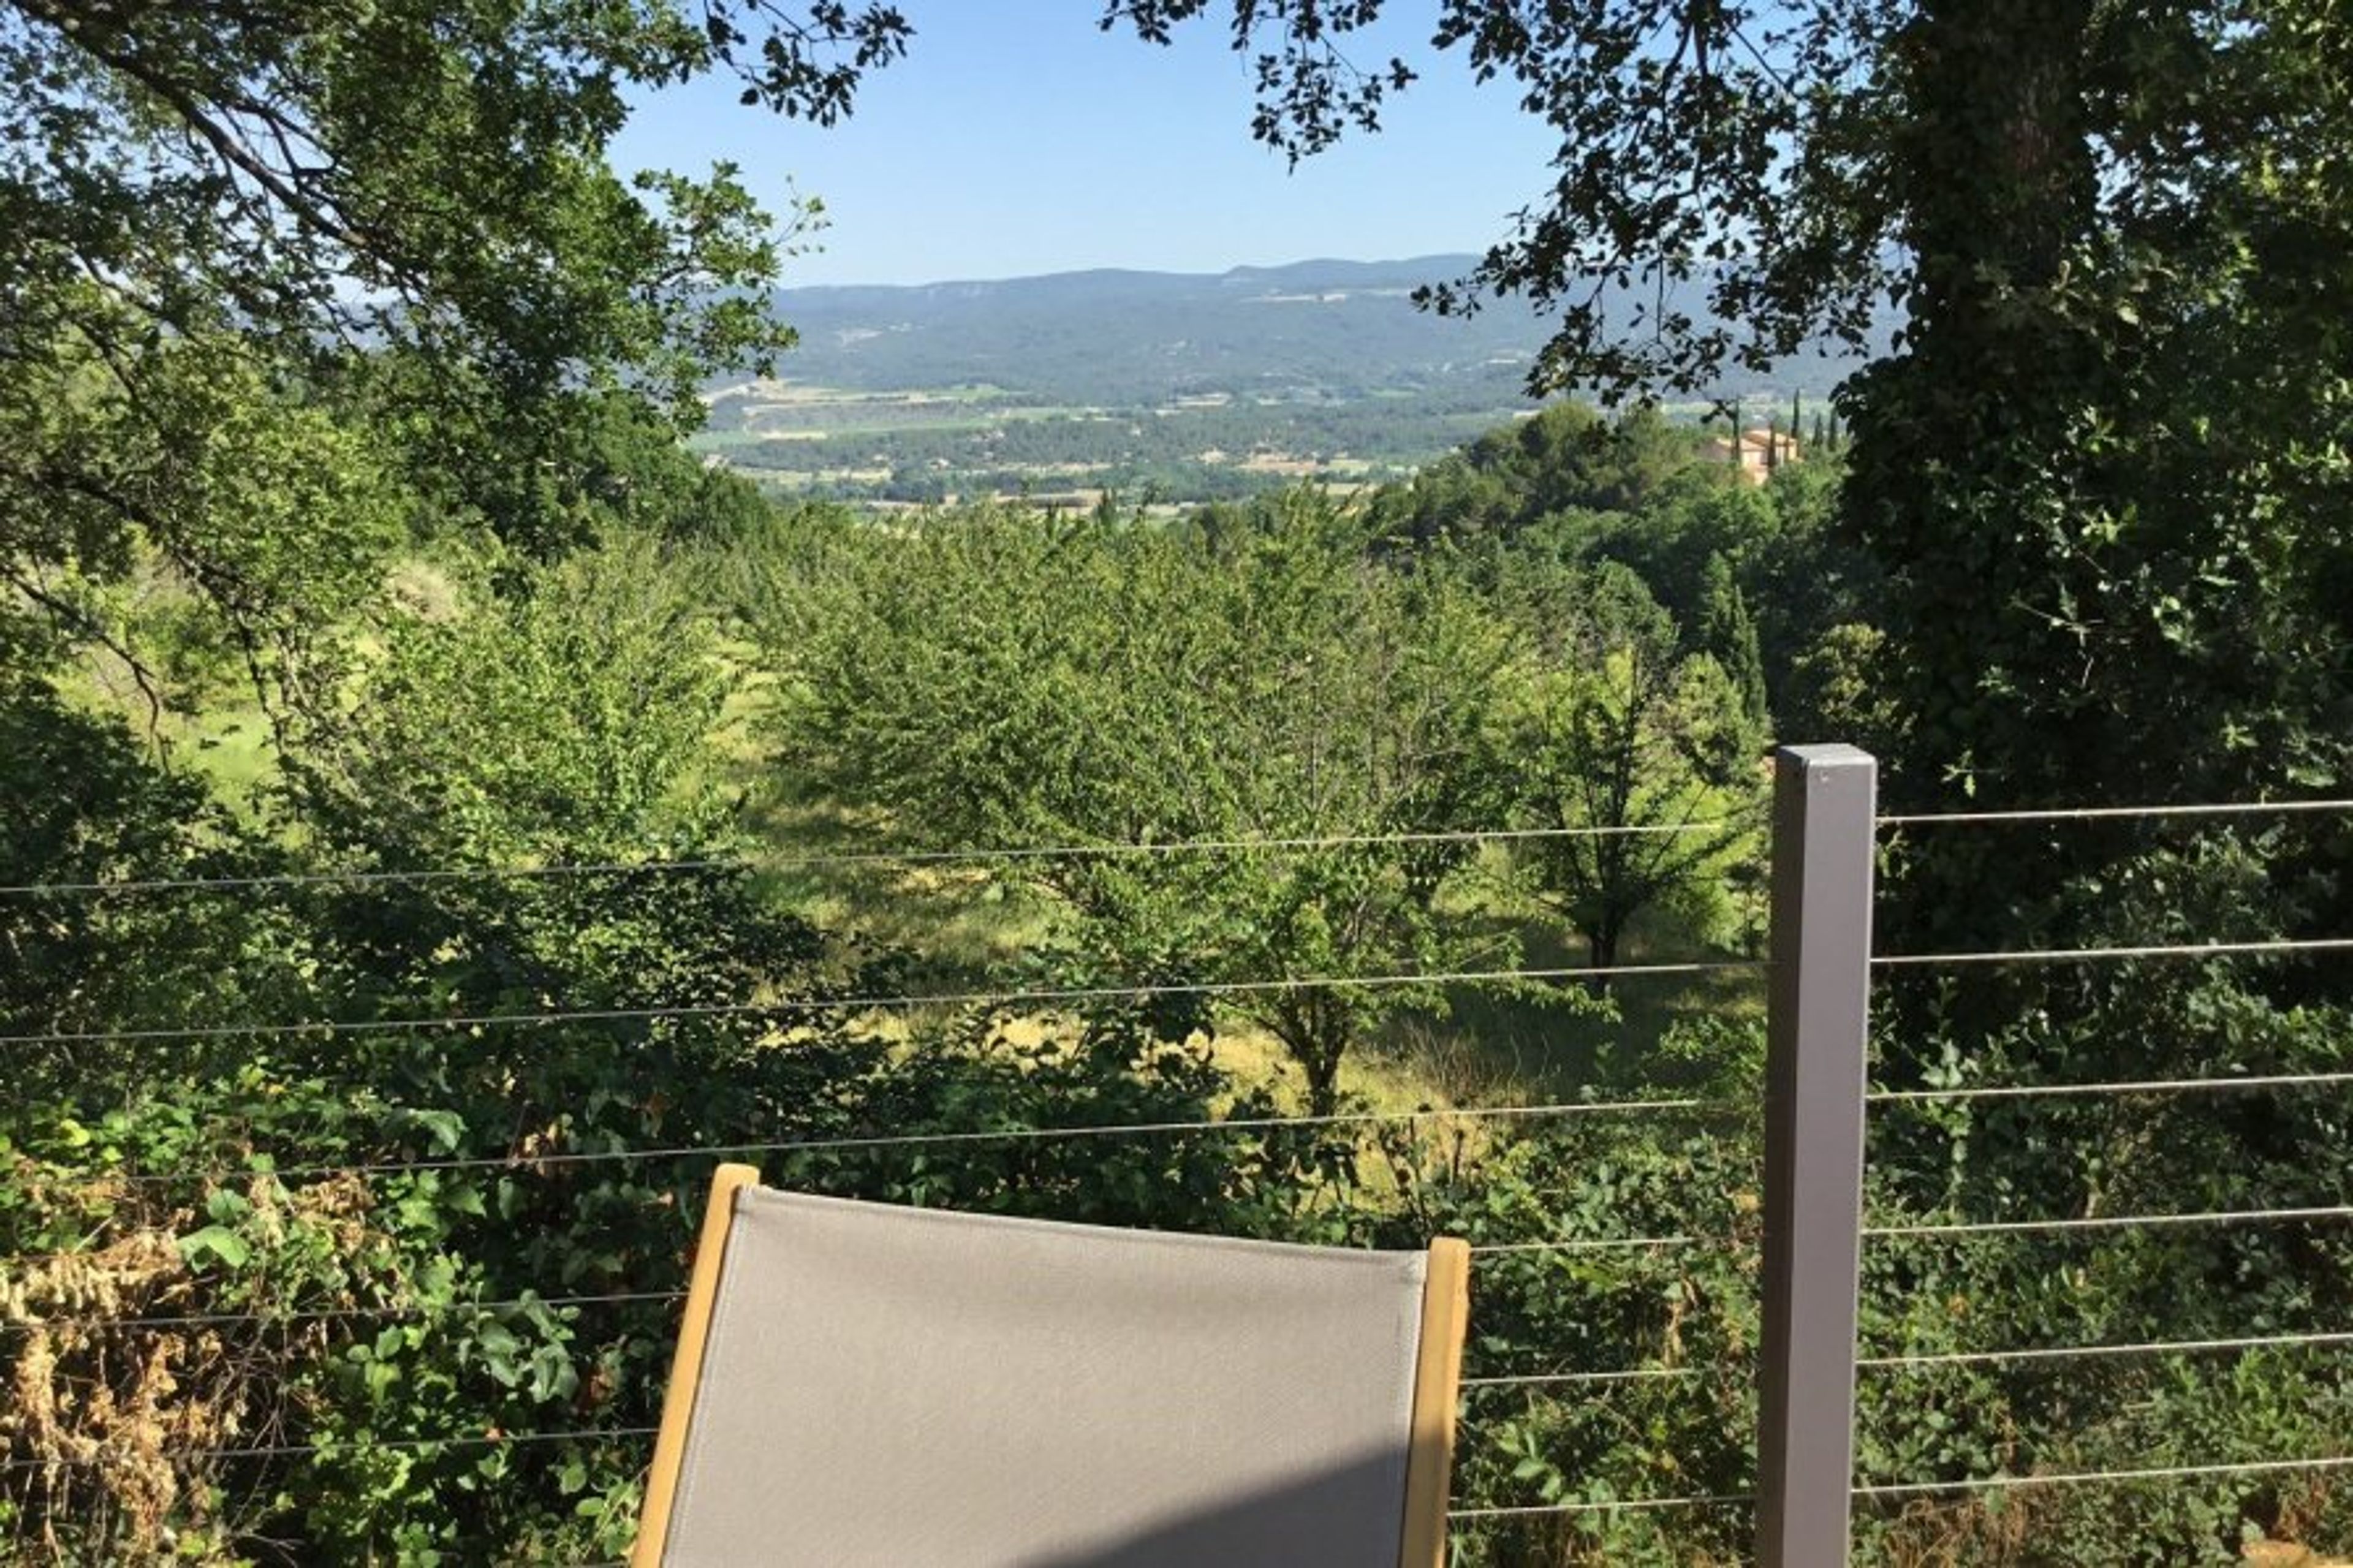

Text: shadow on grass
xmin=1371 ymin=911 xmax=1766 ymax=1105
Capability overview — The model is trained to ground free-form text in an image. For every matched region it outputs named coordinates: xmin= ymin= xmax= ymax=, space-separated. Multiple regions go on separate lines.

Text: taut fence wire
xmin=0 ymin=956 xmax=1764 ymax=1047
xmin=0 ymin=816 xmax=1753 ymax=900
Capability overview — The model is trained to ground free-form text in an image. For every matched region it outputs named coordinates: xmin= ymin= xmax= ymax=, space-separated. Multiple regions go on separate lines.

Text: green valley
xmin=692 ymin=258 xmax=1858 ymax=503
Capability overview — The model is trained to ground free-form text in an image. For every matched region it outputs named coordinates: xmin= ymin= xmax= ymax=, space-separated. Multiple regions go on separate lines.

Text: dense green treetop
xmin=769 ymin=491 xmax=1521 ymax=1113
xmin=1099 ymin=2 xmax=2347 ymax=405
xmin=1368 ymin=401 xmax=1699 ymax=546
xmin=0 ymin=0 xmax=906 ymax=400
xmin=0 ymin=0 xmax=898 ymax=688
xmin=1483 ymin=555 xmax=1766 ymax=980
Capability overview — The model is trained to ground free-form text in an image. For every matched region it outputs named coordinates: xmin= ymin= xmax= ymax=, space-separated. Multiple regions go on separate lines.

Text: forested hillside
xmin=767 ymin=257 xmax=1542 ymax=401
xmin=4 ymin=2 xmax=2351 ymax=1566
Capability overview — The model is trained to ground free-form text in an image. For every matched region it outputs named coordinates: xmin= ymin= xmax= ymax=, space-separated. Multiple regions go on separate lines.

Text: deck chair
xmin=632 ymin=1164 xmax=1469 ymax=1567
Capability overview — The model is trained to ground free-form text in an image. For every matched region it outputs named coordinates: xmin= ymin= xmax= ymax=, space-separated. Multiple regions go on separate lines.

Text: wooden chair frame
xmin=631 ymin=1162 xmax=1469 ymax=1568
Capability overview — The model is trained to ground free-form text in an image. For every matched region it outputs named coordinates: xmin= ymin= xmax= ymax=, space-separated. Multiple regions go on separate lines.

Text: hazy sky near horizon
xmin=610 ymin=4 xmax=1559 ymax=288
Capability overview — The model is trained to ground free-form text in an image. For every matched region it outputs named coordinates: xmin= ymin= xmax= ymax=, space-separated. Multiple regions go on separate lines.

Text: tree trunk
xmin=1841 ymin=0 xmax=2096 ymax=942
xmin=1302 ymin=1043 xmax=1343 ymax=1119
xmin=1584 ymin=925 xmax=1618 ymax=998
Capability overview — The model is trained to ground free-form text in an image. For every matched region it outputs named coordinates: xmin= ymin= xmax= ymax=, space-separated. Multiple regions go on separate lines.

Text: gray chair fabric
xmin=657 ymin=1187 xmax=1434 ymax=1567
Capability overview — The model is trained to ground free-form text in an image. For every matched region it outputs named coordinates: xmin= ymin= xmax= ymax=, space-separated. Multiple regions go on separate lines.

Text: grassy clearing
xmin=1401 ymin=912 xmax=1765 ymax=1101
xmin=181 ymin=708 xmax=278 ymax=808
xmin=1208 ymin=1022 xmax=1454 ymax=1119
xmin=59 ymin=644 xmax=281 ymax=819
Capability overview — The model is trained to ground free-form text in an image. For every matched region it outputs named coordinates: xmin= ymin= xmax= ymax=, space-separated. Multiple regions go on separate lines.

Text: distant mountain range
xmin=762 ymin=256 xmax=1521 ymax=407
xmin=759 ymin=256 xmax=1860 ymax=411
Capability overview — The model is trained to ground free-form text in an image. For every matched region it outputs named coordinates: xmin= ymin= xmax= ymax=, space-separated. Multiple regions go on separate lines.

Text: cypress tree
xmin=1698 ymin=552 xmax=1769 ymax=732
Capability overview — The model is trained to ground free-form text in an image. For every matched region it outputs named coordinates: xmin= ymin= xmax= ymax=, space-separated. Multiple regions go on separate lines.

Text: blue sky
xmin=610 ymin=5 xmax=1560 ymax=287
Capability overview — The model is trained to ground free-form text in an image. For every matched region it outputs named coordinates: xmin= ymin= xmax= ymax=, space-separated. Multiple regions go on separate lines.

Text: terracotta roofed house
xmin=1700 ymin=426 xmax=1802 ymax=485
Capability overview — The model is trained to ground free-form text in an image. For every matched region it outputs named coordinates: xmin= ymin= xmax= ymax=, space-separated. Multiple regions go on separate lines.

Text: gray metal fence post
xmin=1757 ymin=743 xmax=1877 ymax=1568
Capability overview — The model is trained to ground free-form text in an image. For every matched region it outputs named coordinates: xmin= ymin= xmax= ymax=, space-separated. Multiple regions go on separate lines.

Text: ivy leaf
xmin=178 ymin=1225 xmax=250 ymax=1268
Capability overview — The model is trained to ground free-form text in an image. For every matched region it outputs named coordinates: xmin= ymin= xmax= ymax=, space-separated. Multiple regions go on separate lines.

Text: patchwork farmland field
xmin=691 ymin=377 xmax=1528 ymax=504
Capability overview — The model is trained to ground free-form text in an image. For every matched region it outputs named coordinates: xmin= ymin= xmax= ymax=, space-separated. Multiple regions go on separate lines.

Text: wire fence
xmin=0 ymin=957 xmax=1764 ymax=1048
xmin=4 ymin=812 xmax=1760 ymax=1547
xmin=9 ymin=776 xmax=2353 ymax=1557
xmin=12 ymin=1091 xmax=1741 ymax=1202
xmin=0 ymin=817 xmax=1753 ymax=900
xmin=1838 ymin=784 xmax=2353 ymax=1541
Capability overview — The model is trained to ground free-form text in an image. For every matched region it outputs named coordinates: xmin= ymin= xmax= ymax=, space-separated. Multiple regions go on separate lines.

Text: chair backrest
xmin=634 ymin=1164 xmax=1468 ymax=1567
